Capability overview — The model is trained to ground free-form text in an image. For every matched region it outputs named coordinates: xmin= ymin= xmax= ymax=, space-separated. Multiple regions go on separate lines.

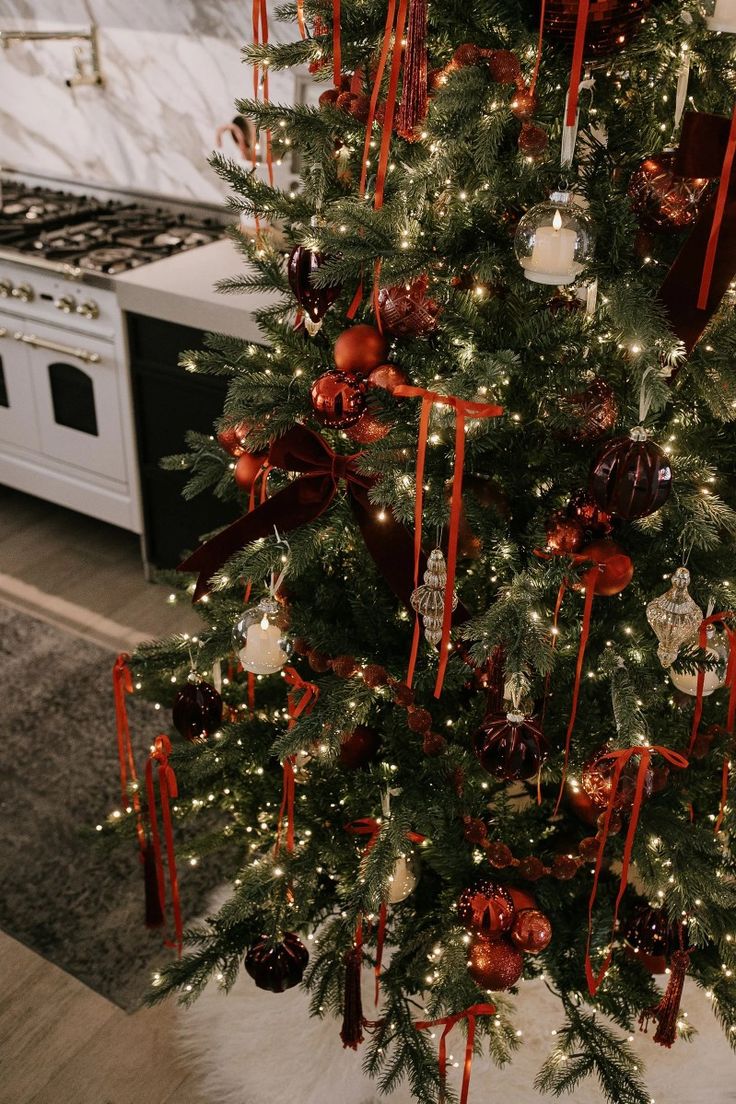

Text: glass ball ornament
xmin=467 ymin=934 xmax=524 ymax=990
xmin=244 ymin=932 xmax=309 ymax=992
xmin=338 ymin=724 xmax=382 ymax=769
xmin=514 ymin=192 xmax=595 ymax=286
xmin=377 ymin=275 xmax=441 ymax=337
xmin=554 ymin=376 xmax=619 ymax=443
xmin=623 ymin=904 xmax=687 ymax=974
xmin=233 ymin=597 xmax=291 ymax=675
xmin=457 ymin=880 xmax=515 ymax=936
xmin=628 ymin=152 xmax=710 ymax=232
xmin=543 ymin=0 xmax=652 ymax=57
xmin=510 ymin=908 xmax=553 ymax=954
xmin=581 ymin=746 xmax=654 ymax=812
xmin=545 ymin=511 xmax=585 ymax=554
xmin=310 ymin=370 xmax=366 ymax=428
xmin=573 ymin=539 xmax=634 ymax=597
xmin=287 ymin=244 xmax=341 ymax=335
xmin=387 ymin=853 xmax=420 ymax=904
xmin=670 ymin=625 xmax=729 ymax=697
xmin=172 ymin=674 xmax=223 ymax=742
xmin=473 ymin=711 xmax=548 ymax=781
xmin=645 ymin=566 xmax=703 ymax=668
xmin=589 ymin=426 xmax=672 ymax=520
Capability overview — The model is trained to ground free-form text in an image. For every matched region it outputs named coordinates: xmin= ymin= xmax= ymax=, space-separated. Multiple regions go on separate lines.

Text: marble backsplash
xmin=0 ymin=0 xmax=307 ymax=203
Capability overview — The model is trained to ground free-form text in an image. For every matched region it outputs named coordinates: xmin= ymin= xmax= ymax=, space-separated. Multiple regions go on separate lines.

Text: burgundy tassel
xmin=396 ymin=0 xmax=428 ymax=141
xmin=340 ymin=944 xmax=365 ymax=1049
xmin=639 ymin=949 xmax=690 ymax=1048
xmin=143 ymin=838 xmax=165 ymax=929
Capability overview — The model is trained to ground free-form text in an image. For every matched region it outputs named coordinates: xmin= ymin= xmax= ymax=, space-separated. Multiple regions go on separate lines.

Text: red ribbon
xmin=585 ymin=745 xmax=689 ymax=996
xmin=145 ymin=734 xmax=183 ymax=956
xmin=251 ymin=0 xmax=273 ymax=196
xmin=112 ymin=655 xmax=146 ymax=856
xmin=276 ymin=667 xmax=320 ymax=856
xmin=332 ymin=0 xmax=342 ymax=89
xmin=530 ymin=0 xmax=547 ymax=98
xmin=689 ymin=612 xmax=736 ymax=754
xmin=565 ymin=0 xmax=590 ymax=127
xmin=698 ymin=104 xmax=736 ymax=310
xmin=393 ymin=386 xmax=503 ymax=696
xmin=295 ymin=0 xmax=306 ymax=38
xmin=414 ymin=1003 xmax=497 ymax=1104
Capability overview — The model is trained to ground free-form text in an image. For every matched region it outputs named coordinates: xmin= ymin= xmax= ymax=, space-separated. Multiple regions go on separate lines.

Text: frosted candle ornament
xmin=514 ymin=192 xmax=594 ymax=286
xmin=233 ymin=596 xmax=291 ymax=675
xmin=708 ymin=0 xmax=736 ymax=33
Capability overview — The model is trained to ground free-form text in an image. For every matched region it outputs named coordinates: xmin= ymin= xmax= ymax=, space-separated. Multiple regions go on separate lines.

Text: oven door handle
xmin=13 ymin=331 xmax=101 ymax=364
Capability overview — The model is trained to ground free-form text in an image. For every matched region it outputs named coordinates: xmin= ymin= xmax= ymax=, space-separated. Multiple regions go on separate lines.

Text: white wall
xmin=0 ymin=0 xmax=301 ymax=203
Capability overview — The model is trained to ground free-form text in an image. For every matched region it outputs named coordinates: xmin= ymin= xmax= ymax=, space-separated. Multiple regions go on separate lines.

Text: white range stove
xmin=0 ymin=177 xmax=224 ymax=534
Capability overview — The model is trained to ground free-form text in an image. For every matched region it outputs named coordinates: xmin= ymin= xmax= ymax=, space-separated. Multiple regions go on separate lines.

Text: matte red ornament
xmin=509 ymin=86 xmax=538 ymax=120
xmin=467 ymin=934 xmax=524 ymax=990
xmin=244 ymin=932 xmax=309 ymax=992
xmin=628 ymin=152 xmax=710 ymax=231
xmin=233 ymin=451 xmax=268 ymax=491
xmin=566 ymin=490 xmax=613 ymax=538
xmin=287 ymin=245 xmax=341 ymax=334
xmin=589 ymin=428 xmax=672 ymax=520
xmin=545 ymin=511 xmax=584 ymax=555
xmin=367 ymin=363 xmax=408 ymax=393
xmin=338 ymin=724 xmax=382 ymax=769
xmin=172 ymin=678 xmax=223 ymax=742
xmin=510 ymin=908 xmax=552 ymax=954
xmin=544 ymin=0 xmax=652 ymax=57
xmin=333 ymin=324 xmax=389 ymax=378
xmin=217 ymin=421 xmax=251 ymax=457
xmin=556 ymin=377 xmax=619 ymax=443
xmin=377 ymin=276 xmax=441 ymax=337
xmin=518 ymin=122 xmax=549 ymax=155
xmin=345 ymin=411 xmax=392 ymax=443
xmin=457 ymin=881 xmax=515 ymax=936
xmin=473 ymin=711 xmax=548 ymax=781
xmin=310 ymin=370 xmax=366 ymax=428
xmin=574 ymin=539 xmax=634 ymax=597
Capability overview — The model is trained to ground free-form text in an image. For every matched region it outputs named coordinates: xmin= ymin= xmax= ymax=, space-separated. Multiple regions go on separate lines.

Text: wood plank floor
xmin=0 ymin=489 xmax=208 ymax=1103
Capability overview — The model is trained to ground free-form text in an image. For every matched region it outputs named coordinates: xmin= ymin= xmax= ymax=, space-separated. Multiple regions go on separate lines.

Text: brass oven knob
xmin=55 ymin=295 xmax=77 ymax=313
xmin=11 ymin=283 xmax=35 ymax=303
xmin=0 ymin=279 xmax=12 ymax=298
xmin=76 ymin=299 xmax=100 ymax=320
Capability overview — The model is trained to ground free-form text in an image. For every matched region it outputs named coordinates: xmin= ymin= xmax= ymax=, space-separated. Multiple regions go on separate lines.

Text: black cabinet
xmin=128 ymin=313 xmax=234 ymax=568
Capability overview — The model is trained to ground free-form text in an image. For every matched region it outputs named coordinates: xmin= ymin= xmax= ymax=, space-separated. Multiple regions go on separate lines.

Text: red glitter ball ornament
xmin=333 ymin=324 xmax=389 ymax=378
xmin=543 ymin=0 xmax=652 ymax=57
xmin=468 ymin=934 xmax=524 ymax=990
xmin=233 ymin=451 xmax=268 ymax=491
xmin=473 ymin=711 xmax=548 ymax=781
xmin=628 ymin=152 xmax=710 ymax=231
xmin=367 ymin=363 xmax=408 ymax=393
xmin=509 ymin=86 xmax=538 ymax=120
xmin=453 ymin=42 xmax=483 ymax=67
xmin=244 ymin=932 xmax=309 ymax=992
xmin=510 ymin=908 xmax=553 ymax=953
xmin=545 ymin=511 xmax=585 ymax=554
xmin=574 ymin=539 xmax=634 ymax=596
xmin=345 ymin=410 xmax=392 ymax=443
xmin=487 ymin=49 xmax=521 ymax=84
xmin=172 ymin=678 xmax=223 ymax=742
xmin=518 ymin=121 xmax=549 ymax=155
xmin=556 ymin=377 xmax=619 ymax=443
xmin=457 ymin=881 xmax=515 ymax=936
xmin=338 ymin=724 xmax=382 ymax=769
xmin=310 ymin=370 xmax=366 ymax=428
xmin=377 ymin=276 xmax=441 ymax=337
xmin=287 ymin=245 xmax=341 ymax=333
xmin=589 ymin=428 xmax=672 ymax=520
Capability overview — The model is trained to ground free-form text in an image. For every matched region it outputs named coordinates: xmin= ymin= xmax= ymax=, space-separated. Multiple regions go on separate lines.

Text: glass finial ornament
xmin=646 ymin=567 xmax=703 ymax=668
xmin=514 ymin=191 xmax=595 ymax=285
xmin=410 ymin=548 xmax=458 ymax=647
xmin=233 ymin=596 xmax=291 ymax=675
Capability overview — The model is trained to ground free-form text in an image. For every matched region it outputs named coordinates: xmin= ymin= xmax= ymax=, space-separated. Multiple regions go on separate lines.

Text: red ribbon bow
xmin=414 ymin=1003 xmax=497 ymax=1104
xmin=145 ymin=734 xmax=183 ymax=956
xmin=112 ymin=654 xmax=146 ymax=857
xmin=393 ymin=386 xmax=503 ymax=696
xmin=585 ymin=744 xmax=689 ymax=996
xmin=276 ymin=667 xmax=320 ymax=857
xmin=659 ymin=106 xmax=736 ymax=353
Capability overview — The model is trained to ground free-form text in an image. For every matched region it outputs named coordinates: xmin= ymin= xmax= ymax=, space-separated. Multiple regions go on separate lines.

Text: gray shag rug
xmin=0 ymin=602 xmax=220 ymax=1011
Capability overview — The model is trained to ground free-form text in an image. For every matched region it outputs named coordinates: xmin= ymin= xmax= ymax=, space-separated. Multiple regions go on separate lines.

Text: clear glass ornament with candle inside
xmin=514 ymin=192 xmax=594 ymax=285
xmin=232 ymin=534 xmax=292 ymax=675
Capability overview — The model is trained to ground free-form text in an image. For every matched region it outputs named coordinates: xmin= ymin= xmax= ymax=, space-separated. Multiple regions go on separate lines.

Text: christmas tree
xmin=110 ymin=2 xmax=736 ymax=1101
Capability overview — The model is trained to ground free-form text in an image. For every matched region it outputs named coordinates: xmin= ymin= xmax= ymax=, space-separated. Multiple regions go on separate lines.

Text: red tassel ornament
xmin=340 ymin=942 xmax=365 ymax=1048
xmin=396 ymin=0 xmax=428 ymax=141
xmin=639 ymin=947 xmax=691 ymax=1048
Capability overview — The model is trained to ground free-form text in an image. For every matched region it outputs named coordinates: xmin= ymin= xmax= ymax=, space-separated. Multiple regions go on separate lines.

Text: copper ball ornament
xmin=333 ymin=324 xmax=389 ymax=378
xmin=377 ymin=276 xmax=441 ymax=338
xmin=172 ymin=678 xmax=223 ymax=742
xmin=338 ymin=724 xmax=382 ymax=769
xmin=457 ymin=881 xmax=515 ymax=936
xmin=510 ymin=908 xmax=553 ymax=954
xmin=287 ymin=245 xmax=341 ymax=333
xmin=589 ymin=428 xmax=672 ymax=520
xmin=543 ymin=0 xmax=652 ymax=57
xmin=473 ymin=711 xmax=548 ymax=782
xmin=628 ymin=152 xmax=710 ymax=231
xmin=574 ymin=539 xmax=634 ymax=596
xmin=367 ymin=363 xmax=408 ymax=393
xmin=233 ymin=451 xmax=268 ymax=491
xmin=244 ymin=932 xmax=309 ymax=992
xmin=468 ymin=934 xmax=524 ymax=990
xmin=310 ymin=370 xmax=366 ymax=428
xmin=545 ymin=511 xmax=585 ymax=555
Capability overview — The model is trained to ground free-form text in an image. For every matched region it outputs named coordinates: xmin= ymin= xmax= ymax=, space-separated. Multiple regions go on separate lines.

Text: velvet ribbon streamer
xmin=112 ymin=654 xmax=146 ymax=856
xmin=178 ymin=424 xmax=434 ymax=621
xmin=585 ymin=745 xmax=689 ymax=996
xmin=392 ymin=386 xmax=503 ymax=696
xmin=659 ymin=107 xmax=736 ymax=352
xmin=565 ymin=0 xmax=590 ymax=127
xmin=276 ymin=667 xmax=320 ymax=856
xmin=414 ymin=1003 xmax=497 ymax=1104
xmin=145 ymin=734 xmax=183 ymax=956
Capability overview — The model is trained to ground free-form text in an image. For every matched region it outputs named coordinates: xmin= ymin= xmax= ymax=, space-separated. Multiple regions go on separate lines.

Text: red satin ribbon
xmin=145 ymin=734 xmax=183 ymax=956
xmin=689 ymin=612 xmax=736 ymax=754
xmin=276 ymin=667 xmax=320 ymax=856
xmin=393 ymin=385 xmax=503 ymax=697
xmin=112 ymin=655 xmax=146 ymax=856
xmin=359 ymin=0 xmax=398 ymax=199
xmin=585 ymin=745 xmax=689 ymax=995
xmin=530 ymin=0 xmax=547 ymax=97
xmin=716 ymin=754 xmax=731 ymax=833
xmin=332 ymin=0 xmax=342 ymax=88
xmin=296 ymin=0 xmax=306 ymax=38
xmin=414 ymin=1003 xmax=497 ymax=1104
xmin=698 ymin=104 xmax=736 ymax=310
xmin=565 ymin=0 xmax=590 ymax=127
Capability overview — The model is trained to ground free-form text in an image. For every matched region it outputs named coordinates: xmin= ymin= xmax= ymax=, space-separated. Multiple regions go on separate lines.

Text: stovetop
xmin=0 ymin=180 xmax=224 ymax=275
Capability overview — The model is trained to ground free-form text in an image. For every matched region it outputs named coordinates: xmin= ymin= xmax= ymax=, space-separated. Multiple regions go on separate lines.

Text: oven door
xmin=14 ymin=324 xmax=127 ymax=482
xmin=0 ymin=324 xmax=42 ymax=451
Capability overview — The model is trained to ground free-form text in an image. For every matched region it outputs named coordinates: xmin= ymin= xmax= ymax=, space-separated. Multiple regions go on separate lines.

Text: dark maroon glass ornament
xmin=566 ymin=489 xmax=613 ymax=538
xmin=172 ymin=677 xmax=223 ymax=742
xmin=624 ymin=905 xmax=686 ymax=960
xmin=338 ymin=724 xmax=382 ymax=769
xmin=589 ymin=427 xmax=672 ymax=520
xmin=581 ymin=746 xmax=654 ymax=811
xmin=473 ymin=711 xmax=548 ymax=781
xmin=244 ymin=932 xmax=309 ymax=992
xmin=310 ymin=370 xmax=366 ymax=428
xmin=628 ymin=152 xmax=710 ymax=231
xmin=287 ymin=245 xmax=341 ymax=334
xmin=376 ymin=276 xmax=441 ymax=337
xmin=543 ymin=0 xmax=651 ymax=57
